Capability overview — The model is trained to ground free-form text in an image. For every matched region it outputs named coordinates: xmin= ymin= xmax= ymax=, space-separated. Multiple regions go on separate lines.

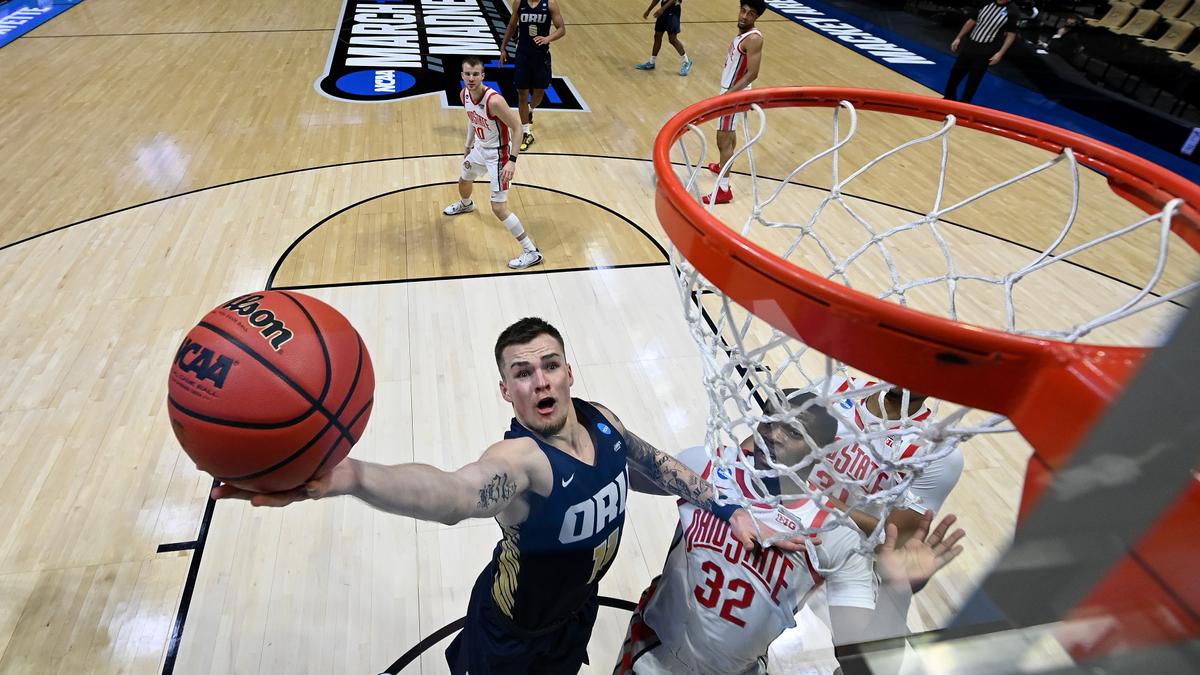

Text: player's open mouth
xmin=536 ymin=397 xmax=556 ymax=415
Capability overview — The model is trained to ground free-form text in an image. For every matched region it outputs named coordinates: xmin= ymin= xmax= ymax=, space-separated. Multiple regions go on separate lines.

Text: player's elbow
xmin=437 ymin=502 xmax=472 ymax=526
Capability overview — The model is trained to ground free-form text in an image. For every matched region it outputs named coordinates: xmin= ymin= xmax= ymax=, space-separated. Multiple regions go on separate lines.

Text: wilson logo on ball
xmin=174 ymin=337 xmax=235 ymax=388
xmin=222 ymin=294 xmax=295 ymax=351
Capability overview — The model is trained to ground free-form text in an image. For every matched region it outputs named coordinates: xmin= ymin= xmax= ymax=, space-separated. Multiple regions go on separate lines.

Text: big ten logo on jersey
xmin=683 ymin=508 xmax=798 ymax=624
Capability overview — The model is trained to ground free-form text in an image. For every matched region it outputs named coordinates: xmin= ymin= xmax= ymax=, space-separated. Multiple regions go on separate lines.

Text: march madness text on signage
xmin=316 ymin=0 xmax=587 ymax=111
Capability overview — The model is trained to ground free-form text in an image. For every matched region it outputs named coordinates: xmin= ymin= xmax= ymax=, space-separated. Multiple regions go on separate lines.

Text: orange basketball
xmin=167 ymin=290 xmax=374 ymax=493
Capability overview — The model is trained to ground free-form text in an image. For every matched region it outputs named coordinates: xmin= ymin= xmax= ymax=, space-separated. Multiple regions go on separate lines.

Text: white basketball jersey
xmin=811 ymin=377 xmax=956 ymax=517
xmin=642 ymin=446 xmax=874 ymax=675
xmin=461 ymin=86 xmax=509 ymax=150
xmin=720 ymin=29 xmax=761 ymax=92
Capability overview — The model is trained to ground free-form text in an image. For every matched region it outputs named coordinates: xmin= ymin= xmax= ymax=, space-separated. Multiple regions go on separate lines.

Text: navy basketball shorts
xmin=446 ymin=570 xmax=599 ymax=675
xmin=654 ymin=9 xmax=681 ymax=35
xmin=514 ymin=51 xmax=552 ymax=90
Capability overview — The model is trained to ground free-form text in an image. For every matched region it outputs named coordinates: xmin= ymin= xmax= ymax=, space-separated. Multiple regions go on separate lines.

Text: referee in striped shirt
xmin=943 ymin=0 xmax=1017 ymax=103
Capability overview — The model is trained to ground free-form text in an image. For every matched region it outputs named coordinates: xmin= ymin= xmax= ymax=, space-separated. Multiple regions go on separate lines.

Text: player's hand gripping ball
xmin=167 ymin=291 xmax=374 ymax=493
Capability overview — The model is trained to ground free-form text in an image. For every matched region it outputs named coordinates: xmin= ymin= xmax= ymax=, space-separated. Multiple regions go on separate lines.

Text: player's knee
xmin=491 ymin=201 xmax=510 ymax=219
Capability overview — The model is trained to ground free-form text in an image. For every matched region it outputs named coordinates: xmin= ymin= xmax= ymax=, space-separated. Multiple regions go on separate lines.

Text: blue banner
xmin=1 ymin=0 xmax=87 ymax=49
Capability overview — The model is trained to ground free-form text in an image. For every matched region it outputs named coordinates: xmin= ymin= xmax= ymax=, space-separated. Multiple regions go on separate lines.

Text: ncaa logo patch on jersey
xmin=715 ymin=467 xmax=732 ymax=479
xmin=839 ymin=399 xmax=853 ymax=410
xmin=597 ymin=422 xmax=612 ymax=435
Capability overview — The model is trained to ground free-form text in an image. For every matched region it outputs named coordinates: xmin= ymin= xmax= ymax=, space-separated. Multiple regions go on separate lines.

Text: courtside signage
xmin=317 ymin=0 xmax=587 ymax=111
xmin=766 ymin=0 xmax=933 ymax=65
xmin=0 ymin=0 xmax=87 ymax=49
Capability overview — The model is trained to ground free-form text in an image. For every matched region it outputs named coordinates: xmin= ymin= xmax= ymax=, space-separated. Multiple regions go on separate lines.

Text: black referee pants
xmin=943 ymin=45 xmax=994 ymax=103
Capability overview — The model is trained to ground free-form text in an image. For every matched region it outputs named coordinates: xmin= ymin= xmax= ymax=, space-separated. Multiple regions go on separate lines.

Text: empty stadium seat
xmin=1115 ymin=8 xmax=1161 ymax=35
xmin=1086 ymin=0 xmax=1137 ymax=27
xmin=1178 ymin=1 xmax=1200 ymax=24
xmin=1156 ymin=0 xmax=1191 ymax=19
xmin=1170 ymin=39 xmax=1200 ymax=63
xmin=1140 ymin=18 xmax=1194 ymax=49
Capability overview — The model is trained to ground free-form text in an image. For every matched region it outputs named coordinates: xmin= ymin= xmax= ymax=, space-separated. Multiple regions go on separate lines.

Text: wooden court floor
xmin=1 ymin=1 xmax=1196 ymax=673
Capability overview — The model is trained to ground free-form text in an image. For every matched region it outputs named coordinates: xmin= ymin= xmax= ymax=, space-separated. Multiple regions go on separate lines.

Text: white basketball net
xmin=667 ymin=98 xmax=1200 ymax=549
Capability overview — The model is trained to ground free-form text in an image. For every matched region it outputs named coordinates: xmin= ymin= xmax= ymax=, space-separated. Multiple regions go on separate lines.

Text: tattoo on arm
xmin=478 ymin=472 xmax=518 ymax=509
xmin=625 ymin=431 xmax=717 ymax=508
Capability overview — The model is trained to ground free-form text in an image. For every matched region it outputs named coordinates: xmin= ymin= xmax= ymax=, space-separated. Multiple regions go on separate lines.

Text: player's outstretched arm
xmin=877 ymin=510 xmax=965 ymax=592
xmin=827 ymin=511 xmax=967 ymax=672
xmin=212 ymin=440 xmax=536 ymax=525
xmin=589 ymin=402 xmax=808 ymax=552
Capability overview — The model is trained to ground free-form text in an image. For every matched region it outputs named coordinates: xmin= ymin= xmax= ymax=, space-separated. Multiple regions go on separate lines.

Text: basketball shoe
xmin=521 ymin=128 xmax=535 ymax=152
xmin=701 ymin=187 xmax=732 ymax=205
xmin=678 ymin=59 xmax=692 ymax=76
xmin=508 ymin=249 xmax=543 ymax=269
xmin=635 ymin=60 xmax=656 ymax=70
xmin=443 ymin=199 xmax=475 ymax=215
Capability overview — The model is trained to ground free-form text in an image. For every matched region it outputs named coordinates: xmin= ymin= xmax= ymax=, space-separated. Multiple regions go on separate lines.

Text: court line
xmin=1 ymin=151 xmax=1181 ymax=307
xmin=264 ymin=180 xmax=670 ymax=290
xmin=0 ymin=0 xmax=93 ymax=49
xmin=379 ymin=597 xmax=639 ymax=675
xmin=273 ymin=262 xmax=669 ymax=292
xmin=19 ymin=18 xmax=786 ymax=39
xmin=160 ymin=479 xmax=218 ymax=675
xmin=156 ymin=181 xmax=661 ymax=673
xmin=22 ymin=28 xmax=330 ymax=38
xmin=147 ymin=166 xmax=1171 ymax=673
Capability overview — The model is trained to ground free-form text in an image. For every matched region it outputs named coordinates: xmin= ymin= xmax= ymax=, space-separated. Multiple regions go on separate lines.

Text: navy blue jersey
xmin=488 ymin=399 xmax=629 ymax=631
xmin=516 ymin=0 xmax=551 ymax=54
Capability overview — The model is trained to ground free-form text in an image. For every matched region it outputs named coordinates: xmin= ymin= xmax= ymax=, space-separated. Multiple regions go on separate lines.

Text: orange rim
xmin=653 ymin=86 xmax=1200 ymax=468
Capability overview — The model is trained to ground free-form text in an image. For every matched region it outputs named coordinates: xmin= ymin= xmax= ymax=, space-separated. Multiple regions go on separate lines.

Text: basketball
xmin=167 ymin=291 xmax=375 ymax=493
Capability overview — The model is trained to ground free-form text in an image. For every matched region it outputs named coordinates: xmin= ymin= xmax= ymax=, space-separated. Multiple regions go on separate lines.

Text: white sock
xmin=523 ymin=124 xmax=530 ymax=134
xmin=649 ymin=55 xmax=657 ymax=64
xmin=520 ymin=236 xmax=537 ymax=252
xmin=718 ymin=177 xmax=730 ymax=190
xmin=682 ymin=54 xmax=690 ymax=63
xmin=460 ymin=198 xmax=473 ymax=207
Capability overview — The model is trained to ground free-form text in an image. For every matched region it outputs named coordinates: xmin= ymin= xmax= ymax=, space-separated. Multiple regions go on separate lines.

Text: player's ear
xmin=499 ymin=377 xmax=513 ymax=403
xmin=566 ymin=363 xmax=574 ymax=387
